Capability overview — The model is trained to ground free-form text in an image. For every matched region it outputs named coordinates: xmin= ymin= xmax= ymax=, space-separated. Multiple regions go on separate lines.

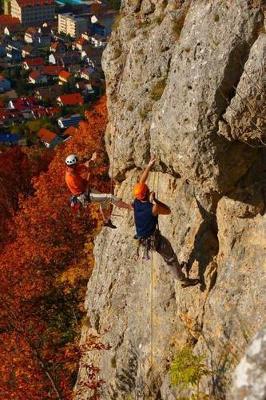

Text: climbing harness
xmin=135 ymin=229 xmax=161 ymax=260
xmin=69 ymin=195 xmax=81 ymax=212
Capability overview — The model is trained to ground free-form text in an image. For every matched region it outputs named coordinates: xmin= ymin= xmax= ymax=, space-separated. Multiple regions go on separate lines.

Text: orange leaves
xmin=0 ymin=97 xmax=109 ymax=400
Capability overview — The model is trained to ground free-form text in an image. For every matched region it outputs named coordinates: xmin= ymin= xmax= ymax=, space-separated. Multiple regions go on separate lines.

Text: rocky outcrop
xmin=75 ymin=1 xmax=266 ymax=399
xmin=231 ymin=327 xmax=266 ymax=400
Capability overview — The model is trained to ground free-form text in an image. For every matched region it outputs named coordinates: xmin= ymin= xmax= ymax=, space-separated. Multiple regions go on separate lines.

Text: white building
xmin=10 ymin=0 xmax=55 ymax=26
xmin=58 ymin=13 xmax=88 ymax=38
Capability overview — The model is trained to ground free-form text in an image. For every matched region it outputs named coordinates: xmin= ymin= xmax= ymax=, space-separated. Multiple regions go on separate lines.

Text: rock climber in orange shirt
xmin=65 ymin=153 xmax=132 ymax=229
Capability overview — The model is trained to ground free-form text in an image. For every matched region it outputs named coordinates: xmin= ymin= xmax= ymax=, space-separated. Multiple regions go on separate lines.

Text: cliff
xmin=75 ymin=1 xmax=266 ymax=399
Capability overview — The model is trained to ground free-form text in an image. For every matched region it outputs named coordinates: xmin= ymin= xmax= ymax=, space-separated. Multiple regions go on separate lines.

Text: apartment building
xmin=11 ymin=0 xmax=55 ymax=26
xmin=58 ymin=13 xmax=88 ymax=38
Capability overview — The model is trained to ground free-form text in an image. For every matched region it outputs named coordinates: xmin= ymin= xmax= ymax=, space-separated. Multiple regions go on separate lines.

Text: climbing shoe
xmin=181 ymin=278 xmax=200 ymax=288
xmin=103 ymin=219 xmax=117 ymax=229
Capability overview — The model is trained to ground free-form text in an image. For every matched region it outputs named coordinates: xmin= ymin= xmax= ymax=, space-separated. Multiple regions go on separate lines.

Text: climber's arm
xmin=139 ymin=156 xmax=156 ymax=184
xmin=83 ymin=152 xmax=98 ymax=180
xmin=151 ymin=192 xmax=171 ymax=216
xmin=84 ymin=152 xmax=97 ymax=168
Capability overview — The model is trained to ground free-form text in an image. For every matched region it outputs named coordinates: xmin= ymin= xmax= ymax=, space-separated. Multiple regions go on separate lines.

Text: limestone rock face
xmin=75 ymin=1 xmax=266 ymax=399
xmin=231 ymin=327 xmax=266 ymax=400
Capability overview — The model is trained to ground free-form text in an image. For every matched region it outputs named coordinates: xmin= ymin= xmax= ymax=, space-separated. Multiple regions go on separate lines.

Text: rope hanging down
xmin=150 ymin=168 xmax=159 ymax=374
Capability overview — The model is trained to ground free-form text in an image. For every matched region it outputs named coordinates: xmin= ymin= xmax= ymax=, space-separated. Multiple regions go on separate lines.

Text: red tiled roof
xmin=16 ymin=0 xmax=54 ymax=7
xmin=59 ymin=70 xmax=71 ymax=80
xmin=24 ymin=57 xmax=44 ymax=66
xmin=0 ymin=15 xmax=20 ymax=26
xmin=75 ymin=37 xmax=87 ymax=46
xmin=46 ymin=107 xmax=60 ymax=115
xmin=58 ymin=93 xmax=84 ymax=106
xmin=42 ymin=65 xmax=63 ymax=75
xmin=29 ymin=71 xmax=41 ymax=80
xmin=37 ymin=128 xmax=56 ymax=143
xmin=11 ymin=97 xmax=36 ymax=111
xmin=50 ymin=42 xmax=58 ymax=50
xmin=25 ymin=27 xmax=37 ymax=34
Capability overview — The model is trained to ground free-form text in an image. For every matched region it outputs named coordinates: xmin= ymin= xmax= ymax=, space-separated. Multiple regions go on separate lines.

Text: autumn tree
xmin=0 ymin=97 xmax=109 ymax=399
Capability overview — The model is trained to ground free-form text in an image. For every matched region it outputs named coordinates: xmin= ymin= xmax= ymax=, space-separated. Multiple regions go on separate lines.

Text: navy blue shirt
xmin=133 ymin=199 xmax=158 ymax=238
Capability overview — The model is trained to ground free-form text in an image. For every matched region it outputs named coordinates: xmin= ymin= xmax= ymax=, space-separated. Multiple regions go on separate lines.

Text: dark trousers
xmin=139 ymin=230 xmax=186 ymax=281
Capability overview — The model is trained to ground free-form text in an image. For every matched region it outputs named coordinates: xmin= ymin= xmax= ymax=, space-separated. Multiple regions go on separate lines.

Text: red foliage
xmin=0 ymin=147 xmax=52 ymax=246
xmin=0 ymin=97 xmax=109 ymax=399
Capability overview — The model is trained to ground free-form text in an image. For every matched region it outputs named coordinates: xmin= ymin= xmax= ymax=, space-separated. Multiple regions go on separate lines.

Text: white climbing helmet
xmin=65 ymin=154 xmax=78 ymax=166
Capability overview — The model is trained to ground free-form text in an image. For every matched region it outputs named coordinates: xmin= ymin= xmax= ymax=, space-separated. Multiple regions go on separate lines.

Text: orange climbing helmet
xmin=133 ymin=183 xmax=149 ymax=200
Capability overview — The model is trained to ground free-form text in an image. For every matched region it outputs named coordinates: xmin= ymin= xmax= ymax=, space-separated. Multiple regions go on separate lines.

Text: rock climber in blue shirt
xmin=132 ymin=156 xmax=200 ymax=287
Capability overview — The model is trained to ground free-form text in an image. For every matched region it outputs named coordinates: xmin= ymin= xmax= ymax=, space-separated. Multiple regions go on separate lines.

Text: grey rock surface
xmin=231 ymin=327 xmax=266 ymax=400
xmin=75 ymin=1 xmax=266 ymax=399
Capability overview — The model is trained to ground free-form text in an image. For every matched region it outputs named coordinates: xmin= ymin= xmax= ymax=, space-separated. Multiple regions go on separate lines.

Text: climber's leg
xmin=153 ymin=231 xmax=186 ymax=281
xmin=153 ymin=231 xmax=200 ymax=286
xmin=89 ymin=190 xmax=132 ymax=210
xmin=89 ymin=190 xmax=131 ymax=228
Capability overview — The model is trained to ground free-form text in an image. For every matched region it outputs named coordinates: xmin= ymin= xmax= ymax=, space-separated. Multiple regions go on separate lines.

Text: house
xmin=6 ymin=48 xmax=22 ymax=62
xmin=74 ymin=36 xmax=88 ymax=52
xmin=48 ymin=53 xmax=57 ymax=65
xmin=0 ymin=45 xmax=6 ymax=58
xmin=38 ymin=24 xmax=53 ymax=36
xmin=22 ymin=44 xmax=34 ymax=58
xmin=37 ymin=127 xmax=62 ymax=148
xmin=0 ymin=76 xmax=11 ymax=93
xmin=23 ymin=57 xmax=44 ymax=70
xmin=36 ymin=25 xmax=52 ymax=46
xmin=42 ymin=65 xmax=63 ymax=76
xmin=48 ymin=51 xmax=80 ymax=67
xmin=58 ymin=70 xmax=71 ymax=84
xmin=90 ymin=22 xmax=107 ymax=37
xmin=91 ymin=34 xmax=107 ymax=48
xmin=35 ymin=85 xmax=64 ymax=102
xmin=0 ymin=15 xmax=20 ymax=34
xmin=81 ymin=46 xmax=102 ymax=68
xmin=24 ymin=27 xmax=38 ymax=44
xmin=75 ymin=81 xmax=94 ymax=95
xmin=58 ymin=114 xmax=82 ymax=129
xmin=6 ymin=40 xmax=23 ymax=62
xmin=10 ymin=0 xmax=55 ymax=26
xmin=50 ymin=41 xmax=65 ymax=53
xmin=28 ymin=70 xmax=47 ymax=85
xmin=8 ymin=97 xmax=36 ymax=111
xmin=3 ymin=24 xmax=24 ymax=37
xmin=80 ymin=68 xmax=90 ymax=81
xmin=68 ymin=64 xmax=81 ymax=74
xmin=57 ymin=93 xmax=84 ymax=107
xmin=32 ymin=106 xmax=59 ymax=118
xmin=60 ymin=51 xmax=81 ymax=67
xmin=58 ymin=13 xmax=89 ymax=38
xmin=0 ymin=133 xmax=25 ymax=146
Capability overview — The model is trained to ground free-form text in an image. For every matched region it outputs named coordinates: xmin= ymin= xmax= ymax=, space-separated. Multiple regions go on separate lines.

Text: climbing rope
xmin=149 ymin=168 xmax=159 ymax=375
xmin=110 ymin=124 xmax=116 ymax=195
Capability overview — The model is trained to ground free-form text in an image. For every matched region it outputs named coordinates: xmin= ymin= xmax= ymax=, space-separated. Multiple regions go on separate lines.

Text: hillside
xmin=75 ymin=1 xmax=266 ymax=400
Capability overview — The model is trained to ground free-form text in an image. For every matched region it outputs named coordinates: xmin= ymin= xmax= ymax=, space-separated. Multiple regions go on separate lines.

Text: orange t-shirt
xmin=65 ymin=165 xmax=89 ymax=195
